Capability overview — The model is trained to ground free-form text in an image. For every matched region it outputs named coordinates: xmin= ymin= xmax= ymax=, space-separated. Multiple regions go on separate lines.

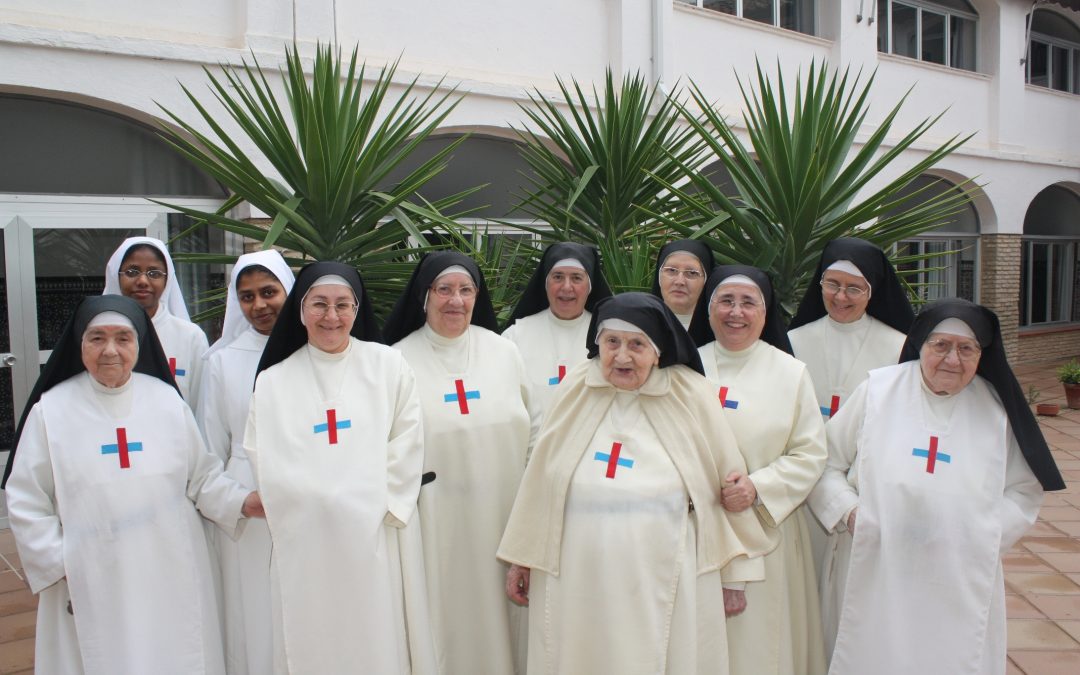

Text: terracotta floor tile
xmin=1008 ymin=593 xmax=1046 ymax=619
xmin=1070 ymin=574 xmax=1080 ymax=586
xmin=0 ymin=636 xmax=34 ymax=673
xmin=1028 ymin=521 xmax=1070 ymax=537
xmin=1023 ymin=537 xmax=1080 ymax=554
xmin=1053 ymin=521 xmax=1080 ymax=537
xmin=0 ymin=572 xmax=28 ymax=595
xmin=1038 ymin=553 xmax=1080 ymax=573
xmin=1039 ymin=506 xmax=1080 ymax=521
xmin=1007 ymin=619 xmax=1080 ymax=650
xmin=1060 ymin=620 xmax=1080 ymax=643
xmin=1026 ymin=594 xmax=1080 ymax=620
xmin=1044 ymin=493 xmax=1074 ymax=508
xmin=1064 ymin=494 xmax=1080 ymax=508
xmin=1006 ymin=657 xmax=1024 ymax=675
xmin=1006 ymin=572 xmax=1080 ymax=595
xmin=0 ymin=609 xmax=35 ymax=643
xmin=1006 ymin=552 xmax=1057 ymax=573
xmin=1009 ymin=650 xmax=1080 ymax=675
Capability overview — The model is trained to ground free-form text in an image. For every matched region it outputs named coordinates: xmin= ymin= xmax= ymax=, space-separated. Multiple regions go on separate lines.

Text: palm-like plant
xmin=512 ymin=70 xmax=711 ymax=292
xmin=155 ymin=43 xmax=475 ymax=318
xmin=658 ymin=60 xmax=974 ymax=311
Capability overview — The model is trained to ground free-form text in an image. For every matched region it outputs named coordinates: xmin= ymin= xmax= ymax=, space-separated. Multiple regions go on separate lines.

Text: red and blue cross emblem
xmin=594 ymin=441 xmax=635 ymax=478
xmin=168 ymin=357 xmax=186 ymax=378
xmin=444 ymin=379 xmax=480 ymax=414
xmin=718 ymin=386 xmax=739 ymax=410
xmin=912 ymin=435 xmax=951 ymax=474
xmin=548 ymin=365 xmax=567 ymax=386
xmin=100 ymin=427 xmax=143 ymax=469
xmin=820 ymin=395 xmax=840 ymax=418
xmin=313 ymin=409 xmax=351 ymax=445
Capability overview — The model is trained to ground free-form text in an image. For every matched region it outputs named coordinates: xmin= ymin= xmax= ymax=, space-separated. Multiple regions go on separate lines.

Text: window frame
xmin=895 ymin=235 xmax=979 ymax=304
xmin=879 ymin=0 xmax=978 ymax=72
xmin=1020 ymin=236 xmax=1079 ymax=328
xmin=680 ymin=0 xmax=817 ymax=36
xmin=1028 ymin=30 xmax=1080 ymax=94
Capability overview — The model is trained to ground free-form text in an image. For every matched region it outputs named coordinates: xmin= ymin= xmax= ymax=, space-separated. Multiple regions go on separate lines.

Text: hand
xmin=241 ymin=491 xmax=265 ymax=518
xmin=721 ymin=471 xmax=757 ymax=513
xmin=723 ymin=588 xmax=747 ymax=617
xmin=506 ymin=564 xmax=531 ymax=606
xmin=846 ymin=507 xmax=857 ymax=536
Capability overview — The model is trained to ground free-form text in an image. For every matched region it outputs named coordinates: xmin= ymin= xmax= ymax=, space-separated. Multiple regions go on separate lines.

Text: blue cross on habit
xmin=101 ymin=427 xmax=143 ymax=469
xmin=313 ymin=409 xmax=351 ymax=445
xmin=444 ymin=379 xmax=481 ymax=415
xmin=594 ymin=441 xmax=634 ymax=479
xmin=912 ymin=435 xmax=951 ymax=474
xmin=718 ymin=386 xmax=739 ymax=410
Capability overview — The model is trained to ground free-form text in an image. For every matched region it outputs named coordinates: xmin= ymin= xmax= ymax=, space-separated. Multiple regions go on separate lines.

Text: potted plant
xmin=1057 ymin=359 xmax=1080 ymax=409
xmin=1028 ymin=385 xmax=1060 ymax=416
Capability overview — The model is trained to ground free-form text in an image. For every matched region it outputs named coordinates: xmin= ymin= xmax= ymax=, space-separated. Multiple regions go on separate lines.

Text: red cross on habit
xmin=829 ymin=395 xmax=840 ymax=416
xmin=313 ymin=409 xmax=352 ymax=445
xmin=100 ymin=427 xmax=143 ymax=469
xmin=594 ymin=441 xmax=635 ymax=479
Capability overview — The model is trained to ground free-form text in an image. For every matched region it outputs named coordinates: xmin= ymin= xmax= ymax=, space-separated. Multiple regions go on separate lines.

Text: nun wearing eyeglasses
xmin=244 ymin=262 xmax=434 ymax=674
xmin=4 ymin=295 xmax=261 ymax=675
xmin=651 ymin=238 xmax=715 ymax=345
xmin=498 ymin=292 xmax=775 ymax=675
xmin=196 ymin=250 xmax=294 ymax=675
xmin=104 ymin=236 xmax=210 ymax=408
xmin=503 ymin=242 xmax=613 ymax=420
xmin=787 ymin=237 xmax=914 ymax=657
xmin=383 ymin=251 xmax=540 ymax=675
xmin=698 ymin=266 xmax=827 ymax=675
xmin=811 ymin=299 xmax=1063 ymax=675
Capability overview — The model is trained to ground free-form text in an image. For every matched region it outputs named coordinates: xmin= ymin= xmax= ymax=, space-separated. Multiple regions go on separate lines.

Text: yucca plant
xmin=512 ymin=69 xmax=712 ymax=292
xmin=154 ymin=43 xmax=477 ymax=319
xmin=657 ymin=60 xmax=974 ymax=313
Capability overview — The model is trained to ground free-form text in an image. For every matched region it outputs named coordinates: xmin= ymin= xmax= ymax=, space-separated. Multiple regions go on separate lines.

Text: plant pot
xmin=1037 ymin=402 xmax=1061 ymax=416
xmin=1064 ymin=383 xmax=1080 ymax=409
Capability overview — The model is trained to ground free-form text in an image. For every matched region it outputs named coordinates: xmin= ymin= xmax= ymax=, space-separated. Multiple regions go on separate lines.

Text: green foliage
xmin=154 ymin=43 xmax=477 ymax=319
xmin=512 ymin=70 xmax=711 ymax=292
xmin=658 ymin=60 xmax=974 ymax=314
xmin=1057 ymin=359 xmax=1080 ymax=385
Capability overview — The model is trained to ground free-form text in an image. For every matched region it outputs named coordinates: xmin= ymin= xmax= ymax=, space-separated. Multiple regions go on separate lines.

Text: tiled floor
xmin=0 ymin=359 xmax=1079 ymax=673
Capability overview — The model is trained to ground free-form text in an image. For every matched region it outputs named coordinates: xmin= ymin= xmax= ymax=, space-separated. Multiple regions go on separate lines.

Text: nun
xmin=244 ymin=262 xmax=434 ymax=674
xmin=383 ymin=251 xmax=539 ymax=675
xmin=103 ymin=236 xmax=210 ymax=408
xmin=650 ymin=238 xmax=715 ymax=345
xmin=787 ymin=237 xmax=914 ymax=655
xmin=3 ymin=295 xmax=260 ymax=675
xmin=498 ymin=292 xmax=776 ymax=675
xmin=811 ymin=298 xmax=1063 ymax=675
xmin=503 ymin=241 xmax=612 ymax=419
xmin=697 ymin=266 xmax=827 ymax=675
xmin=196 ymin=250 xmax=294 ymax=675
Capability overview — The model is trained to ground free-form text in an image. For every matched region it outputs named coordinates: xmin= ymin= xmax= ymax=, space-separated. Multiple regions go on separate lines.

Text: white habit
xmin=5 ymin=372 xmax=248 ymax=675
xmin=502 ymin=308 xmax=591 ymax=422
xmin=246 ymin=339 xmax=434 ymax=675
xmin=700 ymin=340 xmax=828 ymax=675
xmin=789 ymin=312 xmax=905 ymax=655
xmin=153 ymin=305 xmax=209 ymax=410
xmin=197 ymin=327 xmax=272 ymax=675
xmin=393 ymin=324 xmax=537 ymax=675
xmin=812 ymin=363 xmax=1043 ymax=675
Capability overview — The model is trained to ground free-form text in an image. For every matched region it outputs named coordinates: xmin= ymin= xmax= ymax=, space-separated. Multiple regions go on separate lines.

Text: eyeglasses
xmin=924 ymin=338 xmax=981 ymax=362
xmin=820 ymin=279 xmax=868 ymax=299
xmin=122 ymin=267 xmax=168 ymax=281
xmin=304 ymin=301 xmax=357 ymax=318
xmin=661 ymin=266 xmax=704 ymax=281
xmin=431 ymin=284 xmax=477 ymax=299
xmin=712 ymin=297 xmax=761 ymax=312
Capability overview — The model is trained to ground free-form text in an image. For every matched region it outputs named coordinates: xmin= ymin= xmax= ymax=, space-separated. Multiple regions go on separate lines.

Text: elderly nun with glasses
xmin=383 ymin=251 xmax=540 ymax=675
xmin=698 ymin=266 xmax=828 ymax=675
xmin=809 ymin=299 xmax=1064 ymax=675
xmin=244 ymin=262 xmax=435 ymax=674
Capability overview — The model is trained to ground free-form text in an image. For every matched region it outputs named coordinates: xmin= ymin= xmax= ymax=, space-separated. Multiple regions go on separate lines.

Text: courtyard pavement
xmin=0 ymin=358 xmax=1079 ymax=673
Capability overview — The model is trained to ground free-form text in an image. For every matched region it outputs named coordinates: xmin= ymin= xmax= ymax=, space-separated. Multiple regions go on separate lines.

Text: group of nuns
xmin=2 ymin=234 xmax=1065 ymax=675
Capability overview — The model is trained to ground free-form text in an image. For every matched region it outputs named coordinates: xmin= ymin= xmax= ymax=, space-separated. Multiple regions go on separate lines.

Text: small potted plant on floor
xmin=1057 ymin=359 xmax=1080 ymax=409
xmin=1029 ymin=385 xmax=1060 ymax=416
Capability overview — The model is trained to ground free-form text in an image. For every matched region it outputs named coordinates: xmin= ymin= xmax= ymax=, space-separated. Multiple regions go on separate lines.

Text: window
xmin=888 ymin=176 xmax=979 ymax=303
xmin=1021 ymin=186 xmax=1080 ymax=327
xmin=1027 ymin=9 xmax=1080 ymax=94
xmin=679 ymin=0 xmax=816 ymax=36
xmin=877 ymin=1 xmax=977 ymax=71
